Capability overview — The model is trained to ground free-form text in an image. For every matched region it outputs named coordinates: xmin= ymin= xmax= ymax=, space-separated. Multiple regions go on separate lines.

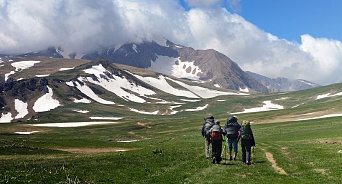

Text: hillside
xmin=246 ymin=71 xmax=321 ymax=92
xmin=1 ymin=39 xmax=270 ymax=93
xmin=0 ymin=57 xmax=250 ymax=123
xmin=0 ymin=71 xmax=342 ymax=183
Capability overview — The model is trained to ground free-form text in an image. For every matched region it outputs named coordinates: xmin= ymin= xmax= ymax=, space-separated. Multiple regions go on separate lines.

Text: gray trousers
xmin=205 ymin=137 xmax=211 ymax=158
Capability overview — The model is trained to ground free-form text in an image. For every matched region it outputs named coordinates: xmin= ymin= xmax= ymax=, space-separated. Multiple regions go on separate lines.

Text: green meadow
xmin=1 ymin=115 xmax=342 ymax=183
xmin=1 ymin=76 xmax=342 ymax=183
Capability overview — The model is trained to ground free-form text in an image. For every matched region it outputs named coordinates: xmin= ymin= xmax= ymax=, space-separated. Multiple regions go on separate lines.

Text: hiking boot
xmin=229 ymin=156 xmax=232 ymax=161
xmin=233 ymin=157 xmax=236 ymax=161
xmin=212 ymin=157 xmax=216 ymax=164
xmin=246 ymin=161 xmax=251 ymax=165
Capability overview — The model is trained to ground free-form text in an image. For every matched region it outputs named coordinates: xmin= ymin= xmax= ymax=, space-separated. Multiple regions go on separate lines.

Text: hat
xmin=242 ymin=120 xmax=250 ymax=127
xmin=212 ymin=125 xmax=221 ymax=132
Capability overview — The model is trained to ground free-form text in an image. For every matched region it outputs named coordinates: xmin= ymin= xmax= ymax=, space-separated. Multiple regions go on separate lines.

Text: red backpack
xmin=210 ymin=130 xmax=222 ymax=141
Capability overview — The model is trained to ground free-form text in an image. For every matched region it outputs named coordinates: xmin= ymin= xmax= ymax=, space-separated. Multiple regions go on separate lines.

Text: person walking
xmin=201 ymin=116 xmax=215 ymax=159
xmin=240 ymin=120 xmax=255 ymax=165
xmin=223 ymin=116 xmax=241 ymax=161
xmin=209 ymin=120 xmax=223 ymax=164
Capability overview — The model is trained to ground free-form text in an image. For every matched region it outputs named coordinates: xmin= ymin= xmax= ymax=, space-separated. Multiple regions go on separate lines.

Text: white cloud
xmin=0 ymin=0 xmax=341 ymax=85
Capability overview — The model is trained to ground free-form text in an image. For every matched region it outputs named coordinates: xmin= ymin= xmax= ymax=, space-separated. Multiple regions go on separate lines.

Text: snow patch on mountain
xmin=72 ymin=98 xmax=91 ymax=103
xmin=232 ymin=100 xmax=284 ymax=114
xmin=4 ymin=60 xmax=41 ymax=81
xmin=0 ymin=112 xmax=12 ymax=123
xmin=89 ymin=117 xmax=123 ymax=120
xmin=316 ymin=92 xmax=342 ymax=100
xmin=129 ymin=108 xmax=159 ymax=115
xmin=59 ymin=67 xmax=74 ymax=71
xmin=129 ymin=72 xmax=199 ymax=98
xmin=33 ymin=122 xmax=119 ymax=127
xmin=33 ymin=86 xmax=60 ymax=112
xmin=83 ymin=64 xmax=156 ymax=103
xmin=36 ymin=74 xmax=49 ymax=77
xmin=297 ymin=79 xmax=317 ymax=86
xmin=15 ymin=99 xmax=28 ymax=119
xmin=166 ymin=77 xmax=248 ymax=98
xmin=11 ymin=60 xmax=40 ymax=71
xmin=67 ymin=80 xmax=115 ymax=105
xmin=184 ymin=104 xmax=209 ymax=112
xmin=73 ymin=109 xmax=89 ymax=113
xmin=4 ymin=71 xmax=15 ymax=81
xmin=149 ymin=56 xmax=202 ymax=80
xmin=14 ymin=131 xmax=39 ymax=135
xmin=296 ymin=113 xmax=342 ymax=121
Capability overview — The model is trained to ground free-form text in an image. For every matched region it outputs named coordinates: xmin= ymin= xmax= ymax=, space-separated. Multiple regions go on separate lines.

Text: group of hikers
xmin=201 ymin=115 xmax=255 ymax=165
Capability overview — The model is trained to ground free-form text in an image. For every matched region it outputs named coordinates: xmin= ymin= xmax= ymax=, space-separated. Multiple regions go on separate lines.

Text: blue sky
xmin=1 ymin=0 xmax=342 ymax=85
xmin=237 ymin=0 xmax=342 ymax=43
xmin=180 ymin=0 xmax=342 ymax=43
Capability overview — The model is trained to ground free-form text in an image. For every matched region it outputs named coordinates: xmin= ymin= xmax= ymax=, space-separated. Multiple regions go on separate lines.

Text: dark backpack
xmin=225 ymin=116 xmax=239 ymax=139
xmin=202 ymin=116 xmax=214 ymax=137
xmin=241 ymin=121 xmax=252 ymax=140
xmin=225 ymin=123 xmax=238 ymax=139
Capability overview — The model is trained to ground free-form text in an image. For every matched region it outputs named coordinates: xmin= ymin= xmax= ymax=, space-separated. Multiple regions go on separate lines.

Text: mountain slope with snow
xmin=246 ymin=71 xmax=320 ymax=92
xmin=0 ymin=39 xmax=269 ymax=93
xmin=1 ymin=57 xmax=341 ymax=124
xmin=82 ymin=39 xmax=269 ymax=93
xmin=0 ymin=58 xmax=249 ymax=123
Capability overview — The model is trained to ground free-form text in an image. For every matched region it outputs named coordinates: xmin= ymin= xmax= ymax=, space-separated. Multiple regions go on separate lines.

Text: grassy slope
xmin=1 ymin=59 xmax=342 ymax=183
xmin=1 ymin=89 xmax=342 ymax=183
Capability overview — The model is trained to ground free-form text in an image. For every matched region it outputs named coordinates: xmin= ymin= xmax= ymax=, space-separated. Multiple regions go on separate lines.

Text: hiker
xmin=209 ymin=120 xmax=223 ymax=164
xmin=240 ymin=120 xmax=255 ymax=165
xmin=223 ymin=115 xmax=241 ymax=161
xmin=201 ymin=116 xmax=215 ymax=159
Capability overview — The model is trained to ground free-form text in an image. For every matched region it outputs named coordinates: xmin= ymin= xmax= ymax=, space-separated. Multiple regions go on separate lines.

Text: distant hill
xmin=245 ymin=71 xmax=320 ymax=92
xmin=0 ymin=58 xmax=249 ymax=123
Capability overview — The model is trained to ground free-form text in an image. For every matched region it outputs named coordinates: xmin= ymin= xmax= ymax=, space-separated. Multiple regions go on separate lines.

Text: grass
xmin=1 ymin=113 xmax=342 ymax=183
xmin=2 ymin=59 xmax=342 ymax=183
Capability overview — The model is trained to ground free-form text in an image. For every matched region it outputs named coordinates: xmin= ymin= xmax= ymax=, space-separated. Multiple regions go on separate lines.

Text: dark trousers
xmin=241 ymin=139 xmax=252 ymax=163
xmin=211 ymin=140 xmax=222 ymax=162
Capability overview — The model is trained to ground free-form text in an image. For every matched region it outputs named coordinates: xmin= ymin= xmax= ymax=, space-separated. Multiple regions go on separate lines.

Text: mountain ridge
xmin=0 ymin=58 xmax=250 ymax=122
xmin=246 ymin=71 xmax=321 ymax=92
xmin=1 ymin=39 xmax=320 ymax=94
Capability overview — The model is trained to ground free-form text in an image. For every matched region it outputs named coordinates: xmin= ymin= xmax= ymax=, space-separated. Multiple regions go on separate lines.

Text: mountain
xmin=0 ymin=39 xmax=269 ymax=93
xmin=246 ymin=71 xmax=320 ymax=92
xmin=81 ymin=39 xmax=269 ymax=93
xmin=0 ymin=58 xmax=249 ymax=123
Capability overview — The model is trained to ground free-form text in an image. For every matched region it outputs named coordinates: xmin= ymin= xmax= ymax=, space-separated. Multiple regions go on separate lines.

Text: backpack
xmin=241 ymin=120 xmax=252 ymax=140
xmin=202 ymin=116 xmax=214 ymax=137
xmin=225 ymin=116 xmax=239 ymax=139
xmin=225 ymin=123 xmax=238 ymax=139
xmin=210 ymin=130 xmax=222 ymax=141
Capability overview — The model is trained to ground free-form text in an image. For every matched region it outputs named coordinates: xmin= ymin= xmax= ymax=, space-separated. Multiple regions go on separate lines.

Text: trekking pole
xmin=225 ymin=138 xmax=228 ymax=164
xmin=252 ymin=146 xmax=255 ymax=164
xmin=223 ymin=136 xmax=226 ymax=164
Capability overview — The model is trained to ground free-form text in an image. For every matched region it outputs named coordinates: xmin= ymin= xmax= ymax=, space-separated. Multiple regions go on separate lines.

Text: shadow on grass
xmin=253 ymin=160 xmax=266 ymax=164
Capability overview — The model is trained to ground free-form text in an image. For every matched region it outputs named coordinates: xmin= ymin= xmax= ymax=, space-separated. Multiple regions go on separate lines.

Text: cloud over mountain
xmin=0 ymin=0 xmax=342 ymax=85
